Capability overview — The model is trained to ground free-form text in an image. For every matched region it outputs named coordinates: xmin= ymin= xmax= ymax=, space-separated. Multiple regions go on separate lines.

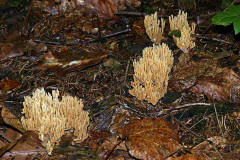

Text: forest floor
xmin=0 ymin=0 xmax=240 ymax=159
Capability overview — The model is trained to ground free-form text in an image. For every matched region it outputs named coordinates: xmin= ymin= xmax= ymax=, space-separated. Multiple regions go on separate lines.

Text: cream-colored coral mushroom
xmin=144 ymin=12 xmax=165 ymax=44
xmin=175 ymin=24 xmax=196 ymax=53
xmin=129 ymin=43 xmax=173 ymax=105
xmin=169 ymin=10 xmax=189 ymax=32
xmin=169 ymin=10 xmax=196 ymax=53
xmin=21 ymin=88 xmax=89 ymax=155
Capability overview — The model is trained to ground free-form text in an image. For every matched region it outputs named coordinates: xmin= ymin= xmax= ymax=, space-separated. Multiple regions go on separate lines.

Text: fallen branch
xmin=33 ymin=28 xmax=131 ymax=46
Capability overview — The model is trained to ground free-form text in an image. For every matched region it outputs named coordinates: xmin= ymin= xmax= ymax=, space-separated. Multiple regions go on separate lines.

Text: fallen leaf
xmin=1 ymin=106 xmax=25 ymax=133
xmin=0 ymin=42 xmax=25 ymax=61
xmin=86 ymin=130 xmax=127 ymax=159
xmin=34 ymin=0 xmax=140 ymax=19
xmin=2 ymin=131 xmax=46 ymax=160
xmin=103 ymin=58 xmax=121 ymax=69
xmin=0 ymin=79 xmax=20 ymax=92
xmin=191 ymin=138 xmax=240 ymax=160
xmin=97 ymin=134 xmax=126 ymax=159
xmin=0 ymin=127 xmax=22 ymax=149
xmin=108 ymin=150 xmax=132 ymax=160
xmin=166 ymin=153 xmax=205 ymax=160
xmin=169 ymin=52 xmax=222 ymax=92
xmin=132 ymin=19 xmax=145 ymax=37
xmin=84 ymin=0 xmax=141 ymax=18
xmin=118 ymin=118 xmax=181 ymax=160
xmin=109 ymin=108 xmax=130 ymax=134
xmin=191 ymin=68 xmax=240 ymax=103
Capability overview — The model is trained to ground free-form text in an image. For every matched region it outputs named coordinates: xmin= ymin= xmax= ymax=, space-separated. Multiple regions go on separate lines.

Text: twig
xmin=115 ymin=11 xmax=146 ymax=16
xmin=124 ymin=60 xmax=130 ymax=86
xmin=33 ymin=28 xmax=131 ymax=46
xmin=213 ymin=103 xmax=223 ymax=136
xmin=115 ymin=11 xmax=168 ymax=18
xmin=118 ymin=100 xmax=149 ymax=118
xmin=157 ymin=103 xmax=211 ymax=117
xmin=194 ymin=34 xmax=232 ymax=44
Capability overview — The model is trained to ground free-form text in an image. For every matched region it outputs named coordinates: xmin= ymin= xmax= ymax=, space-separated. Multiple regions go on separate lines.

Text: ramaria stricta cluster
xmin=129 ymin=44 xmax=173 ymax=105
xmin=130 ymin=10 xmax=196 ymax=105
xmin=169 ymin=10 xmax=196 ymax=53
xmin=144 ymin=12 xmax=165 ymax=44
xmin=21 ymin=88 xmax=89 ymax=155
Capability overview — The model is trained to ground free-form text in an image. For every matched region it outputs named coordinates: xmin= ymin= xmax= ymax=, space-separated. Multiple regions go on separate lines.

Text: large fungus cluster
xmin=21 ymin=88 xmax=89 ymax=155
xmin=130 ymin=10 xmax=195 ymax=105
xmin=129 ymin=44 xmax=173 ymax=105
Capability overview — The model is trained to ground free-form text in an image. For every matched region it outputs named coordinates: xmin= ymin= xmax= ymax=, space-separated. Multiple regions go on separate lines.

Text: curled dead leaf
xmin=41 ymin=45 xmax=108 ymax=75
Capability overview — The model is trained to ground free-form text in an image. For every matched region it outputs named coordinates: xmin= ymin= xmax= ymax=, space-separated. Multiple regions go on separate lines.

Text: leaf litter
xmin=0 ymin=0 xmax=240 ymax=159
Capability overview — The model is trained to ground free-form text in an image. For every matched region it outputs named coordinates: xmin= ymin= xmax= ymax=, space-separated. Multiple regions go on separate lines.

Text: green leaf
xmin=212 ymin=5 xmax=240 ymax=35
xmin=168 ymin=30 xmax=181 ymax=37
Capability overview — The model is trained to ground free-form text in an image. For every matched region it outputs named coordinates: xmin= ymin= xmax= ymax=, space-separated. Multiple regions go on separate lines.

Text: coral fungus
xmin=129 ymin=44 xmax=173 ymax=105
xmin=21 ymin=88 xmax=89 ymax=154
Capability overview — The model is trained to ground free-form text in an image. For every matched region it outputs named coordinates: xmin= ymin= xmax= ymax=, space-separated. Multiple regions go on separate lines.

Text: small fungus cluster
xmin=169 ymin=10 xmax=196 ymax=53
xmin=144 ymin=12 xmax=165 ymax=44
xmin=21 ymin=88 xmax=89 ymax=155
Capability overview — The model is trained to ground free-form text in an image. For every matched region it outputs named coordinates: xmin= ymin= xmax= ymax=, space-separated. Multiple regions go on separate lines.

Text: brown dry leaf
xmin=118 ymin=118 xmax=181 ymax=160
xmin=109 ymin=108 xmax=130 ymax=134
xmin=86 ymin=130 xmax=127 ymax=159
xmin=1 ymin=106 xmax=25 ymax=133
xmin=85 ymin=0 xmax=118 ymax=18
xmin=108 ymin=150 xmax=132 ymax=160
xmin=170 ymin=52 xmax=240 ymax=103
xmin=166 ymin=153 xmax=205 ymax=160
xmin=0 ymin=31 xmax=25 ymax=61
xmin=2 ymin=131 xmax=46 ymax=160
xmin=0 ymin=42 xmax=25 ymax=61
xmin=97 ymin=134 xmax=127 ymax=159
xmin=86 ymin=131 xmax=111 ymax=152
xmin=169 ymin=52 xmax=222 ymax=92
xmin=191 ymin=68 xmax=240 ymax=103
xmin=103 ymin=58 xmax=121 ymax=68
xmin=191 ymin=139 xmax=240 ymax=160
xmin=87 ymin=109 xmax=130 ymax=159
xmin=167 ymin=136 xmax=234 ymax=160
xmin=0 ymin=79 xmax=20 ymax=92
xmin=82 ymin=0 xmax=141 ymax=18
xmin=132 ymin=19 xmax=145 ymax=37
xmin=0 ymin=127 xmax=22 ymax=149
xmin=33 ymin=0 xmax=140 ymax=19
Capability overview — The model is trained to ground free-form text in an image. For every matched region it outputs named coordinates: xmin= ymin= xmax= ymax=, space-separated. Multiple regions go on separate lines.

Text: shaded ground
xmin=0 ymin=0 xmax=240 ymax=159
